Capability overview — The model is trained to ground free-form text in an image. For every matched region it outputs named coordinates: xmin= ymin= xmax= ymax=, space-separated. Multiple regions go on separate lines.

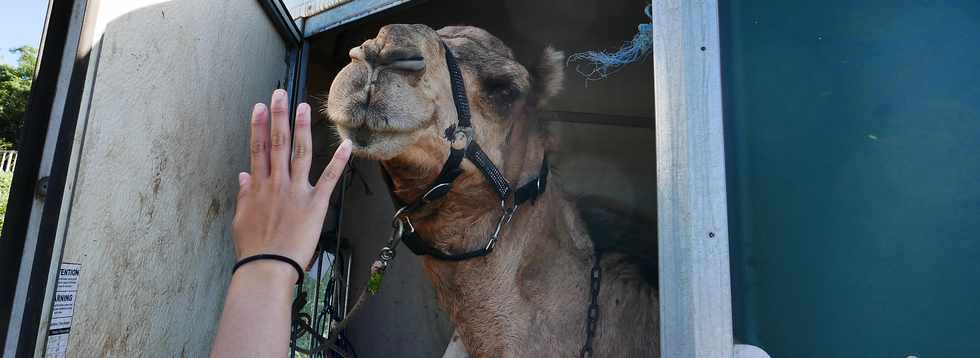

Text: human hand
xmin=231 ymin=89 xmax=351 ymax=274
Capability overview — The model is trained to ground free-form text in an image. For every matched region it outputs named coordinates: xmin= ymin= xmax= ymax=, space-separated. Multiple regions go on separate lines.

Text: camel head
xmin=326 ymin=24 xmax=564 ymax=168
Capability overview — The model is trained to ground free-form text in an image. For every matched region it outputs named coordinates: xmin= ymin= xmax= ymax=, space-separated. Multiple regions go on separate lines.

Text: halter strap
xmin=380 ymin=41 xmax=549 ymax=261
xmin=443 ymin=42 xmax=512 ymax=200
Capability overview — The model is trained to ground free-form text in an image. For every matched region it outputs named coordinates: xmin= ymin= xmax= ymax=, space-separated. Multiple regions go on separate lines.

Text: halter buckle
xmin=450 ymin=127 xmax=474 ymax=151
xmin=392 ymin=206 xmax=416 ymax=229
xmin=393 ymin=206 xmax=410 ymax=223
xmin=487 ymin=201 xmax=519 ymax=253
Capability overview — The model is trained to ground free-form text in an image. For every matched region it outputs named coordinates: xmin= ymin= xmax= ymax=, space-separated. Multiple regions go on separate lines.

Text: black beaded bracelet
xmin=233 ymin=254 xmax=304 ymax=284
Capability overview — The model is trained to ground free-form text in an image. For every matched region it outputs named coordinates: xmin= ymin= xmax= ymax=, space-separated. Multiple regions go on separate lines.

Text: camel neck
xmin=419 ymin=189 xmax=596 ymax=355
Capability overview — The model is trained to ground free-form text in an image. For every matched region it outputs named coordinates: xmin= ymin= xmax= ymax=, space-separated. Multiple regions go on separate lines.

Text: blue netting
xmin=567 ymin=4 xmax=653 ymax=81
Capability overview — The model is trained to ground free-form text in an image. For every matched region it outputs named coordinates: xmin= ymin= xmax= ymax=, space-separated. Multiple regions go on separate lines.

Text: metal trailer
xmin=0 ymin=0 xmax=743 ymax=356
xmin=10 ymin=0 xmax=977 ymax=357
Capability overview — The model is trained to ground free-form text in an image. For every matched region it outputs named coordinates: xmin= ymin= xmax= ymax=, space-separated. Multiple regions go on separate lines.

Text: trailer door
xmin=2 ymin=1 xmax=305 ymax=356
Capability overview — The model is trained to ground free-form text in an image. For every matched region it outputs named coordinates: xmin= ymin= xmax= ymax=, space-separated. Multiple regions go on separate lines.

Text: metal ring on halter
xmin=403 ymin=215 xmax=415 ymax=232
xmin=379 ymin=246 xmax=396 ymax=261
xmin=451 ymin=127 xmax=473 ymax=151
xmin=485 ymin=236 xmax=497 ymax=252
xmin=394 ymin=218 xmax=405 ymax=238
xmin=393 ymin=205 xmax=410 ymax=221
xmin=500 ymin=197 xmax=521 ymax=212
xmin=491 ymin=199 xmax=519 ymax=239
xmin=421 ymin=183 xmax=452 ymax=203
xmin=392 ymin=205 xmax=416 ymax=231
xmin=491 ymin=208 xmax=515 ymax=241
xmin=390 ymin=215 xmax=414 ymax=240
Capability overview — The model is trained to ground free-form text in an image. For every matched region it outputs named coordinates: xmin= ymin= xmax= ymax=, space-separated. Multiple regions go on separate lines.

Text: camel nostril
xmin=351 ymin=44 xmax=424 ymax=72
xmin=378 ymin=47 xmax=425 ymax=70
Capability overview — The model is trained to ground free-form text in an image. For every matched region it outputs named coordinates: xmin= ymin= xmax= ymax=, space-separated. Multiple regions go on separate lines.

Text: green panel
xmin=721 ymin=1 xmax=980 ymax=357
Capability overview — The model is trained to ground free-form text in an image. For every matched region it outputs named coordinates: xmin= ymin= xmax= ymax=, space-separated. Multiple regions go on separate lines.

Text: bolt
xmin=36 ymin=176 xmax=49 ymax=198
xmin=708 ymin=232 xmax=715 ymax=238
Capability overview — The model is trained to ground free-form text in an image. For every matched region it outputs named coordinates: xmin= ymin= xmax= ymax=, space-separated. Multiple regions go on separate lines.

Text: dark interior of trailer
xmin=300 ymin=0 xmax=656 ymax=356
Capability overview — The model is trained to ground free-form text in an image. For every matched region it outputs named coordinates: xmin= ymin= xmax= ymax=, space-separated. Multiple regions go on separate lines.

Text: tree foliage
xmin=0 ymin=46 xmax=38 ymax=150
xmin=0 ymin=171 xmax=12 ymax=230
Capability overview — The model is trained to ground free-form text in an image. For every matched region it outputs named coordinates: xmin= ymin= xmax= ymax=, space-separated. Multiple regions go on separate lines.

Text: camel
xmin=325 ymin=24 xmax=659 ymax=357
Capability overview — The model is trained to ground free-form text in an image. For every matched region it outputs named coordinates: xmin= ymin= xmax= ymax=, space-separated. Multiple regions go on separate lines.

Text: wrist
xmin=233 ymin=259 xmax=302 ymax=285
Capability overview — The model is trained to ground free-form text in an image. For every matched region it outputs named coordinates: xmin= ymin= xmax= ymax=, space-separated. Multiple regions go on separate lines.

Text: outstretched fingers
xmin=249 ymin=90 xmax=348 ymax=204
xmin=291 ymin=103 xmax=313 ymax=185
xmin=249 ymin=103 xmax=270 ymax=178
xmin=268 ymin=89 xmax=291 ymax=181
xmin=314 ymin=139 xmax=353 ymax=203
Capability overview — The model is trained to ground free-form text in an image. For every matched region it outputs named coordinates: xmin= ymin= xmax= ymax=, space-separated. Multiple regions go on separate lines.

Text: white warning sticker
xmin=45 ymin=262 xmax=80 ymax=358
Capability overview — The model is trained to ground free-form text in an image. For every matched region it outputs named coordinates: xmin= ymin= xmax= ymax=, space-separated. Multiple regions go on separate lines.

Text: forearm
xmin=211 ymin=260 xmax=297 ymax=358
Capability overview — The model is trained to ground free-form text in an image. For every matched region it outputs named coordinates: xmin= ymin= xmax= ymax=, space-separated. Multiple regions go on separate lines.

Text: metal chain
xmin=580 ymin=251 xmax=602 ymax=358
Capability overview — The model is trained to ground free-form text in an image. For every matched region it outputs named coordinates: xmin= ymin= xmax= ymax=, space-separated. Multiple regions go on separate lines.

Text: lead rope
xmin=286 ymin=213 xmax=412 ymax=357
xmin=580 ymin=250 xmax=602 ymax=358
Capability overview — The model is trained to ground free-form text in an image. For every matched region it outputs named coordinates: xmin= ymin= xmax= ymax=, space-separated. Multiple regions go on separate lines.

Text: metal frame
xmin=0 ymin=0 xmax=96 ymax=355
xmin=0 ymin=0 xmax=72 ymax=344
xmin=260 ymin=0 xmax=309 ymax=127
xmin=12 ymin=0 xmax=101 ymax=351
xmin=261 ymin=0 xmax=305 ymax=127
xmin=258 ymin=0 xmax=303 ymax=46
xmin=653 ymin=0 xmax=732 ymax=355
xmin=653 ymin=1 xmax=768 ymax=357
xmin=302 ymin=0 xmax=416 ymax=37
xmin=293 ymin=37 xmax=311 ymax=105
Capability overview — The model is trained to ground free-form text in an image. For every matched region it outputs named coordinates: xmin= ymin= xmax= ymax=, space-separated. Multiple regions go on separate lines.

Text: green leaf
xmin=367 ymin=270 xmax=384 ymax=295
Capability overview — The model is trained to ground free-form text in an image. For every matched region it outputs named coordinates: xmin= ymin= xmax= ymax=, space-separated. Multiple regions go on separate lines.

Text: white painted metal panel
xmin=284 ymin=0 xmax=353 ymax=19
xmin=301 ymin=0 xmax=413 ymax=37
xmin=53 ymin=0 xmax=290 ymax=356
xmin=653 ymin=0 xmax=735 ymax=357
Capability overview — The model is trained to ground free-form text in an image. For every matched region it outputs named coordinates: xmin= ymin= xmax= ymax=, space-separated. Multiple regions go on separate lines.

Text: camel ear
xmin=531 ymin=46 xmax=565 ymax=106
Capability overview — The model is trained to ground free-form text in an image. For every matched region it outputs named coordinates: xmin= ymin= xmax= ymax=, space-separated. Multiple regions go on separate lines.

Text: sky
xmin=0 ymin=1 xmax=48 ymax=64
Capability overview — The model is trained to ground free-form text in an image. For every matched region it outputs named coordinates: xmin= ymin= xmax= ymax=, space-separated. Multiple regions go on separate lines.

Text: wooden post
xmin=653 ymin=0 xmax=735 ymax=357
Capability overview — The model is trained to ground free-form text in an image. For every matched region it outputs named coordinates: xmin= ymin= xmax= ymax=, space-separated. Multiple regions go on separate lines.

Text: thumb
xmin=314 ymin=139 xmax=352 ymax=203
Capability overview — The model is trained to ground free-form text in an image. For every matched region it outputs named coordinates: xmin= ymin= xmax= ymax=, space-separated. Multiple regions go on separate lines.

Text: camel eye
xmin=482 ymin=78 xmax=521 ymax=103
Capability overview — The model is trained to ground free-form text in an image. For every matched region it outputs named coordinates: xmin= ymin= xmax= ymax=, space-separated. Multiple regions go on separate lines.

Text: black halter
xmin=380 ymin=42 xmax=549 ymax=261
